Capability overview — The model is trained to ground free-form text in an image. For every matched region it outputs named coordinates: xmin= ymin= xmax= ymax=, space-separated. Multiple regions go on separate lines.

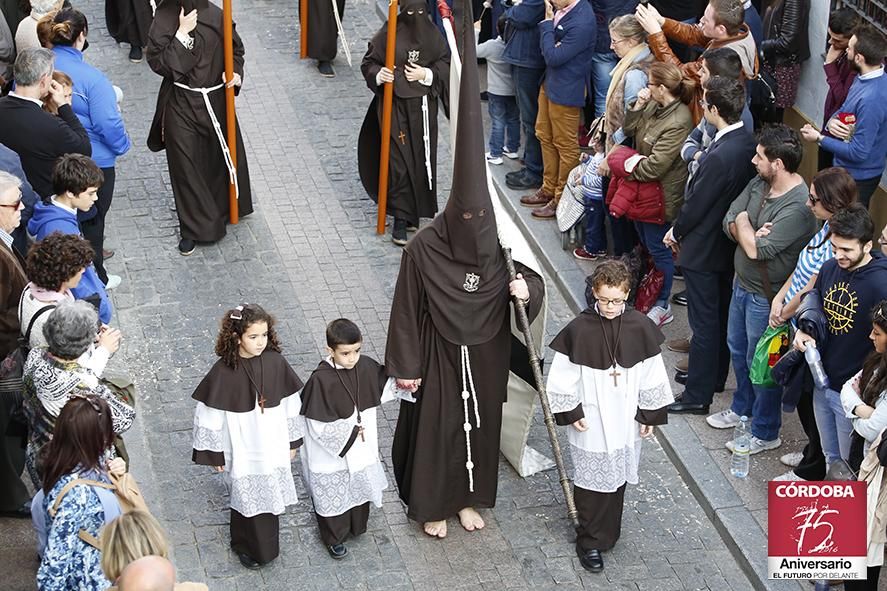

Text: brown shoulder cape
xmin=299 ymin=356 xmax=387 ymax=422
xmin=549 ymin=307 xmax=664 ymax=371
xmin=192 ymin=350 xmax=303 ymax=413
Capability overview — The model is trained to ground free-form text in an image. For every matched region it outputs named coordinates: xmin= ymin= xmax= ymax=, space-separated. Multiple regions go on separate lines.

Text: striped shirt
xmin=784 ymin=221 xmax=832 ymax=305
xmin=580 ymin=152 xmax=606 ymax=201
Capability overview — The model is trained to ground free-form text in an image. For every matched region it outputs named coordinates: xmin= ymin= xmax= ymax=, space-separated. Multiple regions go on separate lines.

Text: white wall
xmin=793 ymin=0 xmax=830 ymax=126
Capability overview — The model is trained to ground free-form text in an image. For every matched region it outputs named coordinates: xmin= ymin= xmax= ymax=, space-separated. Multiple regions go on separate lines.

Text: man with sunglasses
xmin=0 ymin=171 xmax=31 ymax=519
xmin=788 ymin=205 xmax=887 ymax=478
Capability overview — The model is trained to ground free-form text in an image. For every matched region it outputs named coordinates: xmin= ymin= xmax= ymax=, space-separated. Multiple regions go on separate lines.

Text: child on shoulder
xmin=477 ymin=15 xmax=520 ymax=165
xmin=298 ymin=319 xmax=402 ymax=559
xmin=191 ymin=304 xmax=304 ymax=570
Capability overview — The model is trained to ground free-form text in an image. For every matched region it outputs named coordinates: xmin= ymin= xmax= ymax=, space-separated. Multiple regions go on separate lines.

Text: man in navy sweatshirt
xmin=519 ymin=0 xmax=594 ymax=219
xmin=801 ymin=24 xmax=887 ymax=209
xmin=789 ymin=205 xmax=887 ymax=478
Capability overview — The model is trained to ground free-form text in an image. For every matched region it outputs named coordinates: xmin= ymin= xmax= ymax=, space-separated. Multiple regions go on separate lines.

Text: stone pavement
xmin=0 ymin=0 xmax=757 ymax=589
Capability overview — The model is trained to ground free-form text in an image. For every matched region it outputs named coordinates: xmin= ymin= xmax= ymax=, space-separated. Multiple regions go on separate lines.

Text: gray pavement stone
xmin=0 ymin=0 xmax=762 ymax=590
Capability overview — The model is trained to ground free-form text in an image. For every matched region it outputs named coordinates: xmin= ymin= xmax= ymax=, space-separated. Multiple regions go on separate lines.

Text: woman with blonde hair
xmin=620 ymin=61 xmax=695 ymax=327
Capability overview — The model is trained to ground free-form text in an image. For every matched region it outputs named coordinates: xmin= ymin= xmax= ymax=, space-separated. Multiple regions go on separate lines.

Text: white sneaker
xmin=104 ymin=274 xmax=122 ymax=290
xmin=772 ymin=470 xmax=804 ymax=482
xmin=646 ymin=305 xmax=674 ymax=327
xmin=503 ymin=148 xmax=520 ymax=159
xmin=485 ymin=153 xmax=503 ymax=165
xmin=779 ymin=451 xmax=803 ymax=468
xmin=726 ymin=436 xmax=781 ymax=455
xmin=706 ymin=409 xmax=741 ymax=429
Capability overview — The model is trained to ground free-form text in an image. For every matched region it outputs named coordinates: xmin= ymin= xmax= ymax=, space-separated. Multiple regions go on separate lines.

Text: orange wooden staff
xmin=299 ymin=0 xmax=308 ymax=58
xmin=376 ymin=0 xmax=398 ymax=234
xmin=222 ymin=0 xmax=238 ymax=224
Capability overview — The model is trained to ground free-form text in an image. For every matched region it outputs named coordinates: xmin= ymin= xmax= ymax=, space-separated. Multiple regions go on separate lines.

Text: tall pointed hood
xmin=400 ymin=0 xmax=509 ymax=347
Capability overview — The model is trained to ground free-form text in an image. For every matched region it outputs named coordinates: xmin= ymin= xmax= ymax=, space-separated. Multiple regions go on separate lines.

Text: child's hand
xmin=290 ymin=449 xmax=297 ymax=461
xmin=572 ymin=418 xmax=588 ymax=432
xmin=213 ymin=465 xmax=224 ymax=473
xmin=107 ymin=457 xmax=126 ymax=477
xmin=639 ymin=424 xmax=654 ymax=438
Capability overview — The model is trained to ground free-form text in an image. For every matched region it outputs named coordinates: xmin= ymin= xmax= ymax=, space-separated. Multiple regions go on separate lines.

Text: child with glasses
xmin=546 ymin=259 xmax=673 ymax=573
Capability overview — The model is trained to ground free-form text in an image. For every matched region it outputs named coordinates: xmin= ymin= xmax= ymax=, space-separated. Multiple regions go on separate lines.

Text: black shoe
xmin=392 ymin=218 xmax=408 ymax=246
xmin=129 ymin=45 xmax=143 ymax=63
xmin=506 ymin=170 xmax=543 ymax=190
xmin=317 ymin=60 xmax=335 ymax=77
xmin=668 ymin=399 xmax=710 ymax=414
xmin=577 ymin=546 xmax=604 ymax=573
xmin=178 ymin=239 xmax=196 ymax=256
xmin=674 ymin=370 xmax=687 ymax=385
xmin=0 ymin=500 xmax=32 ymax=519
xmin=671 ymin=290 xmax=688 ymax=307
xmin=674 ymin=267 xmax=684 ymax=278
xmin=237 ymin=552 xmax=261 ymax=569
xmin=480 ymin=91 xmax=489 ymax=102
xmin=327 ymin=543 xmax=348 ymax=559
xmin=505 ymin=169 xmax=525 ymax=182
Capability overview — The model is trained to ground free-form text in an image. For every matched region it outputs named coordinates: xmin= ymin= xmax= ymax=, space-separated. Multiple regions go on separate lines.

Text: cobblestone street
xmin=0 ymin=0 xmax=757 ymax=589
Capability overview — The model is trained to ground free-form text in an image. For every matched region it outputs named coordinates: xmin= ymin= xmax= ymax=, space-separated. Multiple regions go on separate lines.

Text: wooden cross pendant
xmin=609 ymin=367 xmax=621 ymax=387
xmin=358 ymin=425 xmax=365 ymax=442
xmin=258 ymin=394 xmax=267 ymax=413
xmin=398 ymin=130 xmax=406 ymax=145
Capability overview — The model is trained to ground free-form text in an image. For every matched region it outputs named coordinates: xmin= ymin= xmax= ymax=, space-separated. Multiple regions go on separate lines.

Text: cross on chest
xmin=609 ymin=366 xmax=621 ymax=387
xmin=398 ymin=130 xmax=406 ymax=144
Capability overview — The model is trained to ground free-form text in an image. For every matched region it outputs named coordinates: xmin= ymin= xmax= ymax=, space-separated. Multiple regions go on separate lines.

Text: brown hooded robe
xmin=386 ymin=0 xmax=543 ymax=523
xmin=146 ymin=0 xmax=253 ymax=243
xmin=299 ymin=0 xmax=344 ymax=62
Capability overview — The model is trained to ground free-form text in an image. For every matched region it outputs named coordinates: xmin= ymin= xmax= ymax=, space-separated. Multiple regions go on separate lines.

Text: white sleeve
xmin=283 ymin=392 xmax=304 ymax=443
xmin=638 ymin=354 xmax=674 ymax=411
xmin=192 ymin=402 xmax=227 ymax=453
xmin=545 ymin=352 xmax=583 ymax=414
xmin=419 ymin=67 xmax=433 ymax=86
xmin=840 ymin=370 xmax=865 ymax=418
xmin=78 ymin=346 xmax=111 ymax=378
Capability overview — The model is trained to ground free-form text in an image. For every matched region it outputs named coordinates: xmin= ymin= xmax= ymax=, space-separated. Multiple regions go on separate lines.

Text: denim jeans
xmin=511 ymin=65 xmax=545 ymax=179
xmin=590 ymin=51 xmax=618 ymax=118
xmin=634 ymin=221 xmax=674 ymax=307
xmin=727 ymin=282 xmax=783 ymax=441
xmin=812 ymin=387 xmax=854 ymax=465
xmin=583 ymin=197 xmax=606 ymax=253
xmin=487 ymin=93 xmax=521 ymax=157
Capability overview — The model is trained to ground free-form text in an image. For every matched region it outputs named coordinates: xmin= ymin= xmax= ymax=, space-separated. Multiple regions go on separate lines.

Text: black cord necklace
xmin=241 ymin=356 xmax=267 ymax=413
xmin=334 ymin=362 xmax=364 ymax=441
xmin=597 ymin=310 xmax=624 ymax=387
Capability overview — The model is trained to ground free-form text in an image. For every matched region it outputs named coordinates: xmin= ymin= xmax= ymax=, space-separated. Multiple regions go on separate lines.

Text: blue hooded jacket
xmin=27 ymin=201 xmax=113 ymax=324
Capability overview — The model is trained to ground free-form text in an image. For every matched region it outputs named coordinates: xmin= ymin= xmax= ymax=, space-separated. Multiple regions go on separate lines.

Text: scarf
xmin=604 ymin=44 xmax=653 ymax=151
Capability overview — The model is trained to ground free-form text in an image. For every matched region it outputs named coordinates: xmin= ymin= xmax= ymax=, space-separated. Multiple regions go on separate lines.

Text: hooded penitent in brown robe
xmin=385 ymin=1 xmax=543 ymax=524
xmin=358 ymin=0 xmax=449 ymax=228
xmin=299 ymin=0 xmax=345 ymax=63
xmin=146 ymin=0 xmax=253 ymax=244
xmin=106 ymin=0 xmax=153 ymax=48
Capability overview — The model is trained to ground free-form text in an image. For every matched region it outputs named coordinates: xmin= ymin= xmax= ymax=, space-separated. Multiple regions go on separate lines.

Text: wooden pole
xmin=299 ymin=0 xmax=308 ymax=58
xmin=503 ymin=248 xmax=580 ymax=528
xmin=375 ymin=0 xmax=398 ymax=235
xmin=223 ymin=0 xmax=238 ymax=224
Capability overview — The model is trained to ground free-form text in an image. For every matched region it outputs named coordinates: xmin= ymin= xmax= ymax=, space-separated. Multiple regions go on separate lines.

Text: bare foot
xmin=457 ymin=507 xmax=485 ymax=532
xmin=423 ymin=519 xmax=447 ymax=538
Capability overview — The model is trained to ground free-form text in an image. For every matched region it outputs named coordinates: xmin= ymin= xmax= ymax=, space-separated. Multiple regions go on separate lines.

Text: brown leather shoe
xmin=674 ymin=357 xmax=688 ymax=373
xmin=520 ymin=189 xmax=553 ymax=207
xmin=667 ymin=337 xmax=690 ymax=354
xmin=531 ymin=201 xmax=557 ymax=219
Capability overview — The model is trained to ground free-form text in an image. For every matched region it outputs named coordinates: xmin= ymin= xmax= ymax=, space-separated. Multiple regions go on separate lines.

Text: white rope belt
xmin=173 ymin=81 xmax=239 ymax=200
xmin=460 ymin=345 xmax=481 ymax=492
xmin=421 ymin=95 xmax=432 ymax=190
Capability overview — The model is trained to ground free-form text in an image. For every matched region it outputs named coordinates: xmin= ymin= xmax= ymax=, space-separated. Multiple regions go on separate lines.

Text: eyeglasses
xmin=611 ymin=37 xmax=630 ymax=46
xmin=596 ymin=297 xmax=626 ymax=306
xmin=0 ymin=198 xmax=22 ymax=210
xmin=808 ymin=193 xmax=820 ymax=206
xmin=875 ymin=305 xmax=887 ymax=323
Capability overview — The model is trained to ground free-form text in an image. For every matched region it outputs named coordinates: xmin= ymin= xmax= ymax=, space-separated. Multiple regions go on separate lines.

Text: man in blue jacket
xmin=0 ymin=143 xmax=38 ymax=254
xmin=801 ymin=24 xmax=887 ymax=209
xmin=520 ymin=0 xmax=594 ymax=219
xmin=502 ymin=0 xmax=546 ymax=191
xmin=27 ymin=154 xmax=113 ymax=325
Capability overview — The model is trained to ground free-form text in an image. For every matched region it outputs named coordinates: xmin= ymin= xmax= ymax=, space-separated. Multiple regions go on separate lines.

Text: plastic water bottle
xmin=805 ymin=344 xmax=830 ymax=390
xmin=730 ymin=416 xmax=750 ymax=479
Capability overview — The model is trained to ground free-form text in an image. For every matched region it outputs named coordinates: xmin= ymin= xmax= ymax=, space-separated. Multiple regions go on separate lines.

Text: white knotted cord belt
xmin=460 ymin=345 xmax=481 ymax=492
xmin=173 ymin=81 xmax=239 ymax=200
xmin=421 ymin=95 xmax=433 ymax=190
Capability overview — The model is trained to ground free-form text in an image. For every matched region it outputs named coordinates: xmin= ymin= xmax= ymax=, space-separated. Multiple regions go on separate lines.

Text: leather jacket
xmin=760 ymin=0 xmax=810 ymax=67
